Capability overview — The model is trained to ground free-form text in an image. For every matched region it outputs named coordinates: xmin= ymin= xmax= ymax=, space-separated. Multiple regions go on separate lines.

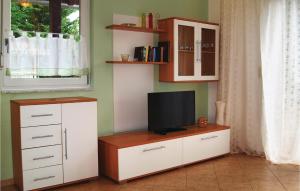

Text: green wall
xmin=0 ymin=0 xmax=208 ymax=180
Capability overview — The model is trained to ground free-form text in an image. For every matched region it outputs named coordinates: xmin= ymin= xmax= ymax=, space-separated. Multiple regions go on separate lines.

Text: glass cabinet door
xmin=201 ymin=28 xmax=216 ymax=76
xmin=177 ymin=25 xmax=195 ymax=77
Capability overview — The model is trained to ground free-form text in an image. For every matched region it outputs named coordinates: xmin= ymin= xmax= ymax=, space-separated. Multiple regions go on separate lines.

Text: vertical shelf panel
xmin=112 ymin=14 xmax=154 ymax=133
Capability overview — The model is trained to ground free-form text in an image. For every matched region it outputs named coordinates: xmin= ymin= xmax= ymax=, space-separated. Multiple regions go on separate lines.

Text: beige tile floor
xmin=2 ymin=154 xmax=300 ymax=191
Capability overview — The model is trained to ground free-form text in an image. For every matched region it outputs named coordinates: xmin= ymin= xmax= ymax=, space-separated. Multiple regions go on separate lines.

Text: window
xmin=0 ymin=0 xmax=90 ymax=92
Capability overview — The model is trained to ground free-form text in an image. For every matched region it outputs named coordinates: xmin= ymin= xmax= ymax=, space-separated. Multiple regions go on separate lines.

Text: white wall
xmin=208 ymin=0 xmax=220 ymax=123
xmin=113 ymin=15 xmax=154 ymax=133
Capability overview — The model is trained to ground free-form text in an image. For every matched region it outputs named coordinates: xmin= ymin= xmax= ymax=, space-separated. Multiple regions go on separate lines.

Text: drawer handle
xmin=33 ymin=176 xmax=55 ymax=182
xmin=32 ymin=135 xmax=54 ymax=139
xmin=201 ymin=135 xmax=218 ymax=141
xmin=31 ymin=114 xmax=53 ymax=118
xmin=64 ymin=129 xmax=68 ymax=160
xmin=33 ymin=155 xmax=54 ymax=161
xmin=143 ymin=146 xmax=166 ymax=152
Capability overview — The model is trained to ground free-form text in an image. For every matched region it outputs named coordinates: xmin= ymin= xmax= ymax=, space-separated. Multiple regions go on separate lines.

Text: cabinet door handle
xmin=32 ymin=135 xmax=54 ymax=139
xmin=195 ymin=41 xmax=199 ymax=62
xmin=198 ymin=41 xmax=202 ymax=62
xmin=31 ymin=114 xmax=53 ymax=118
xmin=195 ymin=41 xmax=202 ymax=62
xmin=143 ymin=146 xmax=166 ymax=152
xmin=201 ymin=135 xmax=218 ymax=141
xmin=64 ymin=129 xmax=68 ymax=160
xmin=33 ymin=155 xmax=54 ymax=161
xmin=34 ymin=176 xmax=55 ymax=182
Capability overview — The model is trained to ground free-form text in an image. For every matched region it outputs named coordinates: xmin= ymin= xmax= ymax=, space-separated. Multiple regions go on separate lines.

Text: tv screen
xmin=148 ymin=91 xmax=195 ymax=134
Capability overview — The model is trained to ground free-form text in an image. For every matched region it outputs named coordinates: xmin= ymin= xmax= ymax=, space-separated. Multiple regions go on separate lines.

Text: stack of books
xmin=134 ymin=41 xmax=169 ymax=62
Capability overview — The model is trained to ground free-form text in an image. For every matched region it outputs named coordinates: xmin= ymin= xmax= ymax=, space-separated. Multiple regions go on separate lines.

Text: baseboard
xmin=1 ymin=178 xmax=14 ymax=187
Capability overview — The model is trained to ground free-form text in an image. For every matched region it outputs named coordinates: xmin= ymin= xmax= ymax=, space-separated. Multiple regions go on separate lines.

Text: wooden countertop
xmin=11 ymin=97 xmax=97 ymax=105
xmin=99 ymin=124 xmax=230 ymax=149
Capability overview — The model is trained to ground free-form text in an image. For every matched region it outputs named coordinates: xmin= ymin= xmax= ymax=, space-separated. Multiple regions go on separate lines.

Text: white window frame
xmin=0 ymin=0 xmax=91 ymax=93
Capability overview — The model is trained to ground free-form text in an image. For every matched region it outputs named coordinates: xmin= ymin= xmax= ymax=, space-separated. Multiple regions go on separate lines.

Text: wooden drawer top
xmin=11 ymin=97 xmax=97 ymax=106
xmin=99 ymin=124 xmax=230 ymax=149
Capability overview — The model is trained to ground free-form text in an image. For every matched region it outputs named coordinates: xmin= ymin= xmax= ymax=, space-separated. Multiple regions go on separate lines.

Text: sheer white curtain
xmin=260 ymin=0 xmax=300 ymax=164
xmin=7 ymin=32 xmax=88 ymax=77
xmin=219 ymin=0 xmax=264 ymax=155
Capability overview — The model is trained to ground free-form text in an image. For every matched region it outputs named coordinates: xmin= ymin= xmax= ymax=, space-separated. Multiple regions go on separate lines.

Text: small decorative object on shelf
xmin=198 ymin=117 xmax=208 ymax=128
xmin=142 ymin=12 xmax=159 ymax=29
xmin=121 ymin=54 xmax=130 ymax=62
xmin=216 ymin=101 xmax=226 ymax=125
xmin=153 ymin=13 xmax=160 ymax=29
xmin=149 ymin=13 xmax=153 ymax=29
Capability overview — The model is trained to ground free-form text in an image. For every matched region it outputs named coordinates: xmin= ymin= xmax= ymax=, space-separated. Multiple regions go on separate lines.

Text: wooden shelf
xmin=179 ymin=50 xmax=194 ymax=53
xmin=106 ymin=24 xmax=165 ymax=33
xmin=106 ymin=61 xmax=168 ymax=65
xmin=202 ymin=51 xmax=215 ymax=54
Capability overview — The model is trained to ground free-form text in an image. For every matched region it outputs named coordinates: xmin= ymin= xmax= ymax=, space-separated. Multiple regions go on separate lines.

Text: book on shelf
xmin=134 ymin=45 xmax=166 ymax=63
xmin=158 ymin=41 xmax=169 ymax=62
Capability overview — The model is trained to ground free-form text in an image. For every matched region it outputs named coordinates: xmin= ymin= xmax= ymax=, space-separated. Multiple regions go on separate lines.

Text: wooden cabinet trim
xmin=11 ymin=97 xmax=97 ymax=106
xmin=99 ymin=142 xmax=119 ymax=181
xmin=159 ymin=17 xmax=219 ymax=26
xmin=11 ymin=102 xmax=24 ymax=191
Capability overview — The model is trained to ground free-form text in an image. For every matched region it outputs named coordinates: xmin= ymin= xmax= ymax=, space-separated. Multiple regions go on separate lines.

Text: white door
xmin=174 ymin=19 xmax=201 ymax=81
xmin=198 ymin=24 xmax=219 ymax=81
xmin=62 ymin=102 xmax=98 ymax=183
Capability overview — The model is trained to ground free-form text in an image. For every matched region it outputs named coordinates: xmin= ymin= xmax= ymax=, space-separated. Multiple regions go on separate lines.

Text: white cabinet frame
xmin=173 ymin=19 xmax=219 ymax=82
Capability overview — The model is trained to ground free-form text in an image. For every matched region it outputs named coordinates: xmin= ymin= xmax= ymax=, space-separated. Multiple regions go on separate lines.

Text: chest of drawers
xmin=11 ymin=97 xmax=98 ymax=191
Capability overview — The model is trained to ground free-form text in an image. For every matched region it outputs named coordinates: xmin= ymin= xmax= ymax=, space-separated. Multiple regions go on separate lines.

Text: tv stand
xmin=154 ymin=127 xmax=187 ymax=135
xmin=98 ymin=124 xmax=230 ymax=183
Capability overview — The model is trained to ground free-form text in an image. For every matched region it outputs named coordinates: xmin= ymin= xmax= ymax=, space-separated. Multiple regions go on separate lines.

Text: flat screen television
xmin=148 ymin=91 xmax=195 ymax=134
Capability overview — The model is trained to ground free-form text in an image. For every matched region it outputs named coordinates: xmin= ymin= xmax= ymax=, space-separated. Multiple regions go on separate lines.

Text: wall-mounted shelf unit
xmin=106 ymin=24 xmax=165 ymax=34
xmin=106 ymin=61 xmax=167 ymax=65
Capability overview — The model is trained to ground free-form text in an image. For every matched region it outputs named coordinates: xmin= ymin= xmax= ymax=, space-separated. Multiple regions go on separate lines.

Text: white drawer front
xmin=22 ymin=145 xmax=62 ymax=171
xmin=118 ymin=139 xmax=182 ymax=181
xmin=21 ymin=124 xmax=62 ymax=149
xmin=21 ymin=104 xmax=61 ymax=127
xmin=23 ymin=165 xmax=63 ymax=191
xmin=183 ymin=129 xmax=230 ymax=165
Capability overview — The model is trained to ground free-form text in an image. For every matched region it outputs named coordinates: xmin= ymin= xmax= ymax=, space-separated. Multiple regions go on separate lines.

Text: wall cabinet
xmin=11 ymin=97 xmax=98 ymax=191
xmin=159 ymin=18 xmax=219 ymax=82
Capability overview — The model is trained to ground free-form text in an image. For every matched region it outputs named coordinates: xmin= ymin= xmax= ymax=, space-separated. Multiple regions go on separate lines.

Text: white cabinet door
xmin=118 ymin=139 xmax=182 ymax=181
xmin=198 ymin=23 xmax=219 ymax=81
xmin=183 ymin=129 xmax=230 ymax=165
xmin=173 ymin=19 xmax=219 ymax=82
xmin=62 ymin=102 xmax=98 ymax=183
xmin=174 ymin=19 xmax=200 ymax=81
